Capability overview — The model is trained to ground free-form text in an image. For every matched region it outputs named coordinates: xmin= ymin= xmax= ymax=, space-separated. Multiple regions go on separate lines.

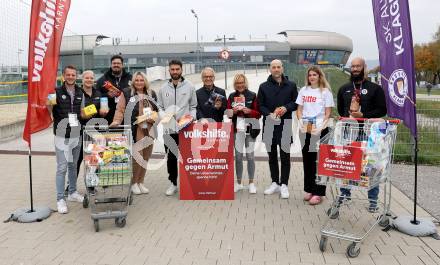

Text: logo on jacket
xmin=388 ymin=69 xmax=408 ymax=107
xmin=361 ymin=89 xmax=368 ymax=95
xmin=165 ymin=92 xmax=170 ymax=97
xmin=62 ymin=95 xmax=66 ymax=100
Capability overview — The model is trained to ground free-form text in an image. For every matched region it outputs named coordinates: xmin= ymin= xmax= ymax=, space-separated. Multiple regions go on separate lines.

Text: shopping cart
xmin=316 ymin=118 xmax=399 ymax=257
xmin=82 ymin=125 xmax=133 ymax=232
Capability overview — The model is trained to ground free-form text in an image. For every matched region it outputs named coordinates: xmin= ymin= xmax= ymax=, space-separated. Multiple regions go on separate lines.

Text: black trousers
xmin=266 ymin=143 xmax=291 ymax=186
xmin=300 ymin=128 xmax=329 ymax=196
xmin=164 ymin=133 xmax=179 ymax=186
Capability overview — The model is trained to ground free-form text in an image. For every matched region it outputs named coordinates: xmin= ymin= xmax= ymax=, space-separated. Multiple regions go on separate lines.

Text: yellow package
xmin=102 ymin=150 xmax=114 ymax=163
xmin=84 ymin=104 xmax=97 ymax=116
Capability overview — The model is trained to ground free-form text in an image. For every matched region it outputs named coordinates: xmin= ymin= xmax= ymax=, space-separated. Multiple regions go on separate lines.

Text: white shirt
xmin=295 ymin=86 xmax=334 ymax=128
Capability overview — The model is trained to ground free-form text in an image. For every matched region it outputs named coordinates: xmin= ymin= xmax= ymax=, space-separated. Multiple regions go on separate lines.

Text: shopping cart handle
xmin=337 ymin=117 xmax=401 ymax=124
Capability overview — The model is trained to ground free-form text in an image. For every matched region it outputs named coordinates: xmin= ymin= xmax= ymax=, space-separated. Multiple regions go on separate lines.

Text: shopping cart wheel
xmin=346 ymin=242 xmax=360 ymax=258
xmin=327 ymin=208 xmax=339 ymax=219
xmin=319 ymin=236 xmax=328 ymax=252
xmin=83 ymin=195 xmax=89 ymax=208
xmin=94 ymin=220 xmax=99 ymax=232
xmin=378 ymin=215 xmax=390 ymax=227
xmin=115 ymin=217 xmax=126 ymax=228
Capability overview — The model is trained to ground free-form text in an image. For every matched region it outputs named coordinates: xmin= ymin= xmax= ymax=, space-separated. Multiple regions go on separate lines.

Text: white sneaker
xmin=280 ymin=184 xmax=289 ymax=199
xmin=131 ymin=184 xmax=141 ymax=195
xmin=67 ymin=191 xmax=84 ymax=203
xmin=165 ymin=184 xmax=178 ymax=196
xmin=138 ymin=183 xmax=149 ymax=194
xmin=234 ymin=183 xmax=244 ymax=193
xmin=57 ymin=199 xmax=68 ymax=214
xmin=264 ymin=182 xmax=280 ymax=195
xmin=248 ymin=183 xmax=257 ymax=194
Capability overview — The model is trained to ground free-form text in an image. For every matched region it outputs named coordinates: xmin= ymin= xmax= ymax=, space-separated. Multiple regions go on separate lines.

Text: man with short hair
xmin=196 ymin=67 xmax=227 ymax=122
xmin=157 ymin=60 xmax=197 ymax=196
xmin=47 ymin=65 xmax=84 ymax=214
xmin=337 ymin=57 xmax=387 ymax=212
xmin=96 ymin=54 xmax=132 ymax=123
xmin=257 ymin=59 xmax=298 ymax=199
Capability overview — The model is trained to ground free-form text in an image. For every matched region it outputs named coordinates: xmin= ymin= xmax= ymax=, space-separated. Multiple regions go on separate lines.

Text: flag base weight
xmin=389 ymin=215 xmax=439 ymax=239
xmin=4 ymin=206 xmax=53 ymax=223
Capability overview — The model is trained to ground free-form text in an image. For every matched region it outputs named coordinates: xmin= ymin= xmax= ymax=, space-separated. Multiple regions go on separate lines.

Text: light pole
xmin=190 ymin=9 xmax=199 ymax=70
xmin=215 ymin=35 xmax=235 ymax=90
xmin=17 ymin=49 xmax=24 ymax=76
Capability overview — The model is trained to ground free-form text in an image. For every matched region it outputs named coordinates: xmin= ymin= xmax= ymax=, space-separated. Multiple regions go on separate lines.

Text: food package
xmin=350 ymin=90 xmax=361 ymax=113
xmin=302 ymin=117 xmax=317 ymax=134
xmin=102 ymin=81 xmax=122 ymax=97
xmin=83 ymin=104 xmax=98 ymax=116
xmin=177 ymin=114 xmax=194 ymax=129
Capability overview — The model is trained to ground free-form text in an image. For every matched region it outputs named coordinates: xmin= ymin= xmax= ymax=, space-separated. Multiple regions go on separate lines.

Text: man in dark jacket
xmin=96 ymin=54 xmax=132 ymax=124
xmin=337 ymin=57 xmax=387 ymax=212
xmin=47 ymin=65 xmax=84 ymax=214
xmin=196 ymin=67 xmax=227 ymax=122
xmin=257 ymin=59 xmax=298 ymax=199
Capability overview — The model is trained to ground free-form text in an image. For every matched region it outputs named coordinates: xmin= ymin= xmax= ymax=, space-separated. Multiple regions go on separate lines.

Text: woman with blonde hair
xmin=226 ymin=74 xmax=261 ymax=194
xmin=111 ymin=71 xmax=158 ymax=195
xmin=296 ymin=66 xmax=334 ymax=205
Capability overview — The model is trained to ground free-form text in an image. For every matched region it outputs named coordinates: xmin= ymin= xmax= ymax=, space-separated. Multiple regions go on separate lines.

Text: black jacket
xmin=96 ymin=69 xmax=132 ymax=123
xmin=52 ymin=83 xmax=83 ymax=138
xmin=227 ymin=89 xmax=261 ymax=137
xmin=257 ymin=75 xmax=298 ymax=145
xmin=196 ymin=85 xmax=227 ymax=122
xmin=81 ymin=87 xmax=103 ymax=125
xmin=337 ymin=80 xmax=387 ymax=118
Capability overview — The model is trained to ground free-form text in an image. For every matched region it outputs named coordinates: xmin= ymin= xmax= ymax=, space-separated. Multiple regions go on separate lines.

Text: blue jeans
xmin=340 ymin=186 xmax=379 ymax=206
xmin=55 ymin=136 xmax=82 ymax=201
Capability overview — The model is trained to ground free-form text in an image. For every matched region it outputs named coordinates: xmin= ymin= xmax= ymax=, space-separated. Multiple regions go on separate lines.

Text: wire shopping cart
xmin=82 ymin=125 xmax=133 ymax=232
xmin=316 ymin=118 xmax=399 ymax=257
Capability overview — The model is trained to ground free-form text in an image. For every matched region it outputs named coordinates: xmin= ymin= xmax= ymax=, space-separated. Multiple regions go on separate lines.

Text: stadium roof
xmin=278 ymin=30 xmax=353 ymax=52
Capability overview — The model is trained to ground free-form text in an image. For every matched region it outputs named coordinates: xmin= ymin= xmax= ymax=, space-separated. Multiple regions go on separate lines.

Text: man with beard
xmin=336 ymin=57 xmax=387 ymax=212
xmin=258 ymin=59 xmax=298 ymax=199
xmin=96 ymin=55 xmax=132 ymax=124
xmin=157 ymin=60 xmax=197 ymax=196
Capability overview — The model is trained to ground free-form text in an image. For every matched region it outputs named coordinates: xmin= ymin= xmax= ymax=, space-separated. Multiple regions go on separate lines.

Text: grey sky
xmin=3 ymin=0 xmax=440 ymax=66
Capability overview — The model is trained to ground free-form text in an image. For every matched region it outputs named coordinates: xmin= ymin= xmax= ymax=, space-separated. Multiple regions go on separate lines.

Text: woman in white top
xmin=296 ymin=66 xmax=334 ymax=205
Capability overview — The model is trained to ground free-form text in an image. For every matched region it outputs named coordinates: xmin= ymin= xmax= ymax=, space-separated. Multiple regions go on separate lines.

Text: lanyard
xmin=352 ymin=82 xmax=362 ymax=98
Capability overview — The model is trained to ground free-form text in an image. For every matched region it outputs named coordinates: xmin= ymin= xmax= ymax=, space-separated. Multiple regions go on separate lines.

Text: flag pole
xmin=411 ymin=136 xmax=419 ymax=224
xmin=28 ymin=144 xmax=34 ymax=213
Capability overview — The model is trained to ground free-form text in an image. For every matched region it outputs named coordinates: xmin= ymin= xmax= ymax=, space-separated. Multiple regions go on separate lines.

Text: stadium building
xmin=59 ymin=30 xmax=353 ymax=74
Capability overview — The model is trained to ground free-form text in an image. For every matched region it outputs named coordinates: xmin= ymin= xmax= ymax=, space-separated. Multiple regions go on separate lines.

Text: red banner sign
xmin=23 ymin=0 xmax=71 ymax=146
xmin=179 ymin=122 xmax=234 ymax=200
xmin=317 ymin=143 xmax=364 ymax=181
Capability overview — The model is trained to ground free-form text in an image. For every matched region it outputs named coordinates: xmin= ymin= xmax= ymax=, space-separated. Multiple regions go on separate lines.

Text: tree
xmin=414 ymin=26 xmax=440 ymax=85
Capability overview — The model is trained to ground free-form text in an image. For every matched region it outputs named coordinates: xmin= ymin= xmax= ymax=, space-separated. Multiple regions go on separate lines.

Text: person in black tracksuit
xmin=96 ymin=55 xmax=132 ymax=124
xmin=337 ymin=57 xmax=387 ymax=212
xmin=257 ymin=59 xmax=298 ymax=199
xmin=196 ymin=67 xmax=227 ymax=122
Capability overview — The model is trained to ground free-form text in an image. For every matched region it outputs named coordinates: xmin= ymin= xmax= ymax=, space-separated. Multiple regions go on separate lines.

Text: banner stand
xmin=384 ymin=137 xmax=439 ymax=239
xmin=4 ymin=140 xmax=53 ymax=223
